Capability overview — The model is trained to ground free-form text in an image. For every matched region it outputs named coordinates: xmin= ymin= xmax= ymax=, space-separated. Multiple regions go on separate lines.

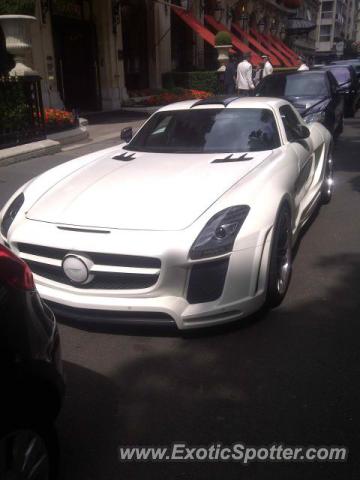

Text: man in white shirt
xmin=261 ymin=55 xmax=273 ymax=78
xmin=236 ymin=52 xmax=255 ymax=96
xmin=297 ymin=56 xmax=309 ymax=71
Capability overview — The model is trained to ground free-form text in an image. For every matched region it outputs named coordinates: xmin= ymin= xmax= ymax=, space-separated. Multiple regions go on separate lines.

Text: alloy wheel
xmin=0 ymin=429 xmax=49 ymax=480
xmin=276 ymin=215 xmax=292 ymax=296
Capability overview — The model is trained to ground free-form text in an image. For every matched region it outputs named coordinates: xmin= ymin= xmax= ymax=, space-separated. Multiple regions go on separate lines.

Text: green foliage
xmin=0 ymin=0 xmax=35 ymax=15
xmin=162 ymin=71 xmax=218 ymax=93
xmin=0 ymin=78 xmax=30 ymax=133
xmin=215 ymin=31 xmax=232 ymax=46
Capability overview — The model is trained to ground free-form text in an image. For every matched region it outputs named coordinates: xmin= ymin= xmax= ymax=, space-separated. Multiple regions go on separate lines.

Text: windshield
xmin=329 ymin=67 xmax=351 ymax=84
xmin=125 ymin=108 xmax=281 ymax=154
xmin=258 ymin=73 xmax=330 ymax=97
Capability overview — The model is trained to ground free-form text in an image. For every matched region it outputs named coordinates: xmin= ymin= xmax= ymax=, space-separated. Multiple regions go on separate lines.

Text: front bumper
xmin=5 ymin=219 xmax=271 ymax=330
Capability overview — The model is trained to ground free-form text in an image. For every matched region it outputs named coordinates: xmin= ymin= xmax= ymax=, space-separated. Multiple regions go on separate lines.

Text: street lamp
xmin=280 ymin=25 xmax=286 ymax=40
xmin=258 ymin=18 xmax=265 ymax=33
xmin=239 ymin=6 xmax=249 ymax=30
xmin=270 ymin=20 xmax=277 ymax=35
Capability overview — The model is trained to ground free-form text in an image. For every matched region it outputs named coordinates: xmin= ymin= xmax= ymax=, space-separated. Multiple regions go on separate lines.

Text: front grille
xmin=17 ymin=243 xmax=160 ymax=291
xmin=17 ymin=243 xmax=160 ymax=268
xmin=187 ymin=258 xmax=229 ymax=304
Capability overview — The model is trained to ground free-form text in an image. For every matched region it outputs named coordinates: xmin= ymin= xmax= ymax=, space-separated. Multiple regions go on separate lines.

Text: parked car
xmin=0 ymin=244 xmax=64 ymax=479
xmin=330 ymin=58 xmax=360 ymax=79
xmin=0 ymin=97 xmax=333 ymax=330
xmin=256 ymin=70 xmax=344 ymax=137
xmin=313 ymin=64 xmax=360 ymax=117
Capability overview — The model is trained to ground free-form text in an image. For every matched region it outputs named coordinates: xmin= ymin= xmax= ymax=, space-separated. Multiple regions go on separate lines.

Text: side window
xmin=279 ymin=105 xmax=302 ymax=141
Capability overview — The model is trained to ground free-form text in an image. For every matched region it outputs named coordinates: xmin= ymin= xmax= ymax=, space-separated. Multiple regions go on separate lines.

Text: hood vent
xmin=212 ymin=153 xmax=254 ymax=163
xmin=113 ymin=152 xmax=136 ymax=161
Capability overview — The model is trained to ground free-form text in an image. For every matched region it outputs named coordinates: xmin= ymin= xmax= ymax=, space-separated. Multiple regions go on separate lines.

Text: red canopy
xmin=231 ymin=23 xmax=281 ymax=67
xmin=204 ymin=15 xmax=262 ymax=66
xmin=250 ymin=29 xmax=294 ymax=67
xmin=171 ymin=6 xmax=217 ymax=48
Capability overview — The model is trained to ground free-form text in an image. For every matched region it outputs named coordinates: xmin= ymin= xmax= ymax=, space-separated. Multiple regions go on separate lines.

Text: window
xmin=258 ymin=73 xmax=330 ymax=97
xmin=328 ymin=67 xmax=351 ymax=85
xmin=126 ymin=108 xmax=281 ymax=153
xmin=319 ymin=24 xmax=332 ymax=42
xmin=279 ymin=105 xmax=303 ymax=142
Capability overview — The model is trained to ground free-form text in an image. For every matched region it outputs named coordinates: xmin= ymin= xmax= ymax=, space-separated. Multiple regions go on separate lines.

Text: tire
xmin=346 ymin=104 xmax=355 ymax=118
xmin=265 ymin=206 xmax=293 ymax=309
xmin=334 ymin=117 xmax=343 ymax=139
xmin=0 ymin=423 xmax=59 ymax=480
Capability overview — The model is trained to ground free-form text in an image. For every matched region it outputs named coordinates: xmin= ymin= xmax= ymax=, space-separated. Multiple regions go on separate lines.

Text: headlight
xmin=190 ymin=205 xmax=250 ymax=260
xmin=1 ymin=193 xmax=25 ymax=239
xmin=303 ymin=110 xmax=326 ymax=124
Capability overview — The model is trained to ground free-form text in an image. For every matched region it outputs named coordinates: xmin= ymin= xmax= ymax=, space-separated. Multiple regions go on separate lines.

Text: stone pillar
xmin=93 ymin=0 xmax=127 ymax=110
xmin=147 ymin=0 xmax=171 ymax=88
xmin=29 ymin=0 xmax=63 ymax=108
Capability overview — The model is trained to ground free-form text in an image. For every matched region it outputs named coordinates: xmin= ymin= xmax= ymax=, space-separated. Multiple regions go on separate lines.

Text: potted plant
xmin=0 ymin=0 xmax=37 ymax=76
xmin=214 ymin=31 xmax=232 ymax=72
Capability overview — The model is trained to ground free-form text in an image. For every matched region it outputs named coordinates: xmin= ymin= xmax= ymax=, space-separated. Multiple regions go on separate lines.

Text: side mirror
xmin=291 ymin=125 xmax=310 ymax=140
xmin=120 ymin=127 xmax=133 ymax=143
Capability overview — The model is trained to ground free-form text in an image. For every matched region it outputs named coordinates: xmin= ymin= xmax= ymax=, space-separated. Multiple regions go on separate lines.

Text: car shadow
xmin=55 ymin=254 xmax=360 ymax=480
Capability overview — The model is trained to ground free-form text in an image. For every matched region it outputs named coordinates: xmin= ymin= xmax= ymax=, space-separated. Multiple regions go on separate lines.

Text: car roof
xmin=314 ymin=64 xmax=352 ymax=70
xmin=266 ymin=70 xmax=328 ymax=78
xmin=330 ymin=59 xmax=360 ymax=65
xmin=156 ymin=96 xmax=289 ymax=113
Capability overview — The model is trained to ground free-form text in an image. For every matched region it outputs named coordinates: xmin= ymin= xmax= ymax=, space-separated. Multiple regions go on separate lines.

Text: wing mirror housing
xmin=292 ymin=125 xmax=310 ymax=141
xmin=120 ymin=127 xmax=133 ymax=143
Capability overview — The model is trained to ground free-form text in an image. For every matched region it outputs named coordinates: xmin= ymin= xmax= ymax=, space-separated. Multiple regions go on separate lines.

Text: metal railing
xmin=0 ymin=76 xmax=45 ymax=149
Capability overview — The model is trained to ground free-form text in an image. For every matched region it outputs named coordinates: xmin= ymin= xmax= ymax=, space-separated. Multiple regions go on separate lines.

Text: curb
xmin=0 ymin=139 xmax=61 ymax=167
xmin=0 ymin=125 xmax=89 ymax=167
xmin=47 ymin=125 xmax=89 ymax=146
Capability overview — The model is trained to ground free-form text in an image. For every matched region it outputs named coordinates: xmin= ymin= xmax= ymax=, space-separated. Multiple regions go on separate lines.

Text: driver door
xmin=280 ymin=105 xmax=314 ymax=208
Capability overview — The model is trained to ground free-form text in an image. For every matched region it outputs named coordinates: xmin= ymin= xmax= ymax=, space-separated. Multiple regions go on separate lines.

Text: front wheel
xmin=0 ymin=424 xmax=58 ymax=480
xmin=265 ymin=207 xmax=293 ymax=309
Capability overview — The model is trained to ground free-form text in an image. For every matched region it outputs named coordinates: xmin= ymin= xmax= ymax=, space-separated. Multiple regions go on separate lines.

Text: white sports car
xmin=0 ymin=97 xmax=333 ymax=330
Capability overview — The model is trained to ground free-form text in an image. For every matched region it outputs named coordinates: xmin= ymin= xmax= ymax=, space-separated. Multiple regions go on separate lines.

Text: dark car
xmin=0 ymin=244 xmax=64 ymax=479
xmin=255 ymin=70 xmax=344 ymax=137
xmin=330 ymin=58 xmax=360 ymax=79
xmin=314 ymin=64 xmax=360 ymax=117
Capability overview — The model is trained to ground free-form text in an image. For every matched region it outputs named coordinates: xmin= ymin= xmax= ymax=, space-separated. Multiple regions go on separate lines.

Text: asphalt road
xmin=1 ymin=119 xmax=360 ymax=479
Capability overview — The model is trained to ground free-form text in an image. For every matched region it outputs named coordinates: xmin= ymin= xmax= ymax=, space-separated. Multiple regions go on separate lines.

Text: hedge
xmin=162 ymin=71 xmax=218 ymax=93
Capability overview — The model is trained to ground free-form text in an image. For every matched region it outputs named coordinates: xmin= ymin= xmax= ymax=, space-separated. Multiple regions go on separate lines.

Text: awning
xmin=250 ymin=29 xmax=294 ymax=67
xmin=171 ymin=6 xmax=217 ymax=48
xmin=269 ymin=34 xmax=298 ymax=60
xmin=204 ymin=15 xmax=262 ymax=65
xmin=286 ymin=18 xmax=316 ymax=34
xmin=231 ymin=23 xmax=281 ymax=67
xmin=268 ymin=34 xmax=300 ymax=64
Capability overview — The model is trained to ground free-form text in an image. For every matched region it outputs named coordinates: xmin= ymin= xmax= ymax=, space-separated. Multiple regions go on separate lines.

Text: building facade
xmin=315 ymin=0 xmax=358 ymax=61
xmin=19 ymin=0 xmax=315 ymax=113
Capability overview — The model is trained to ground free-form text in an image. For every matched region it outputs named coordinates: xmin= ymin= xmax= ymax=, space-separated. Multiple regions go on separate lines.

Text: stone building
xmin=16 ymin=0 xmax=313 ymax=112
xmin=315 ymin=0 xmax=358 ymax=61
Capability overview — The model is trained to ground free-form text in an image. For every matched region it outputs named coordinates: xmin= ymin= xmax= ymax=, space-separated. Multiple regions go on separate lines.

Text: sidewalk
xmin=65 ymin=110 xmax=149 ymax=152
xmin=0 ymin=110 xmax=150 ymax=166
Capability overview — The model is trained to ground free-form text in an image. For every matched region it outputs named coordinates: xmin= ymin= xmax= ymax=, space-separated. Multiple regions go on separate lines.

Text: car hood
xmin=284 ymin=95 xmax=330 ymax=115
xmin=26 ymin=148 xmax=271 ymax=231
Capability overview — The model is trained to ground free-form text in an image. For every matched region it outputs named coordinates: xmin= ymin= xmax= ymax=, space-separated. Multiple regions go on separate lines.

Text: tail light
xmin=0 ymin=245 xmax=35 ymax=290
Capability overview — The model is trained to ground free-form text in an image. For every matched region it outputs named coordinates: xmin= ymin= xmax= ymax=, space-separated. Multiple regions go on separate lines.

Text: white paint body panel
xmin=0 ymin=98 xmax=332 ymax=329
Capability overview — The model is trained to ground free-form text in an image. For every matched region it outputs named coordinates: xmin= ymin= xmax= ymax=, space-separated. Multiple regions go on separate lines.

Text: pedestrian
xmin=224 ymin=54 xmax=237 ymax=94
xmin=236 ymin=52 xmax=255 ymax=96
xmin=297 ymin=55 xmax=309 ymax=71
xmin=253 ymin=64 xmax=262 ymax=87
xmin=261 ymin=54 xmax=273 ymax=78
